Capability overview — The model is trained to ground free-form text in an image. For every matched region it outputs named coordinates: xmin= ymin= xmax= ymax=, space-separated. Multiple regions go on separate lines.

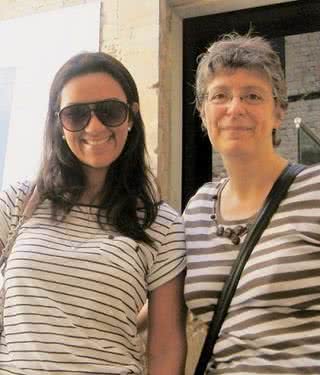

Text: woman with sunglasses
xmin=0 ymin=52 xmax=187 ymax=375
xmin=184 ymin=33 xmax=320 ymax=374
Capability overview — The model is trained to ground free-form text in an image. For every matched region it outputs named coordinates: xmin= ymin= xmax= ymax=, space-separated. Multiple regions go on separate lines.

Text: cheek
xmin=111 ymin=127 xmax=130 ymax=154
xmin=203 ymin=107 xmax=219 ymax=136
xmin=62 ymin=132 xmax=71 ymax=146
xmin=64 ymin=133 xmax=78 ymax=149
xmin=116 ymin=127 xmax=129 ymax=143
xmin=203 ymin=104 xmax=222 ymax=125
xmin=63 ymin=134 xmax=85 ymax=159
xmin=207 ymin=126 xmax=217 ymax=147
xmin=204 ymin=117 xmax=218 ymax=147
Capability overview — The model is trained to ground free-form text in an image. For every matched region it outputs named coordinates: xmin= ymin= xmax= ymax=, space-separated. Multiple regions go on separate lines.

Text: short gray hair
xmin=195 ymin=32 xmax=288 ymax=112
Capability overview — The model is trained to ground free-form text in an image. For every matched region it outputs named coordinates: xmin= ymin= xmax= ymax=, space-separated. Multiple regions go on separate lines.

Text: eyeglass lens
xmin=59 ymin=99 xmax=129 ymax=132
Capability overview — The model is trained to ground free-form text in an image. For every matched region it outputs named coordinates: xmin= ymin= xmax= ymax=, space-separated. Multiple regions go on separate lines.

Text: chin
xmin=81 ymin=160 xmax=112 ymax=171
xmin=221 ymin=146 xmax=253 ymax=159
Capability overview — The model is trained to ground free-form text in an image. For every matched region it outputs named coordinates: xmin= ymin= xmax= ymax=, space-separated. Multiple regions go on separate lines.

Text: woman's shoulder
xmin=184 ymin=179 xmax=223 ymax=212
xmin=297 ymin=162 xmax=320 ymax=175
xmin=293 ymin=163 xmax=320 ymax=185
xmin=1 ymin=180 xmax=33 ymax=204
xmin=0 ymin=180 xmax=35 ymax=225
xmin=142 ymin=202 xmax=184 ymax=246
xmin=155 ymin=201 xmax=183 ymax=225
xmin=138 ymin=201 xmax=183 ymax=235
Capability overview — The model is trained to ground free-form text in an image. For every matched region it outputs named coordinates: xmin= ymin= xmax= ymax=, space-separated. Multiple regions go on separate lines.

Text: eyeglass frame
xmin=56 ymin=98 xmax=139 ymax=132
xmin=202 ymin=88 xmax=278 ymax=106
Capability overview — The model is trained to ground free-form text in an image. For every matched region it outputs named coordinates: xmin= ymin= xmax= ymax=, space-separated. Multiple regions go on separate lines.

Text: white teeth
xmin=85 ymin=138 xmax=109 ymax=145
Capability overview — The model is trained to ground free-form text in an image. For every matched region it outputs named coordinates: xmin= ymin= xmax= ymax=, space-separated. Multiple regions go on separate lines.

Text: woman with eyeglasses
xmin=184 ymin=33 xmax=320 ymax=374
xmin=0 ymin=52 xmax=187 ymax=375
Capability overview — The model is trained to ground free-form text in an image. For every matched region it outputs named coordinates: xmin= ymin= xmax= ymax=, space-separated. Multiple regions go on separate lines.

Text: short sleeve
xmin=0 ymin=181 xmax=31 ymax=248
xmin=146 ymin=204 xmax=186 ymax=291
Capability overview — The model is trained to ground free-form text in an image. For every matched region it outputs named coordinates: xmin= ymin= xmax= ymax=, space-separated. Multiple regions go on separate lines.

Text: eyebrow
xmin=208 ymin=85 xmax=269 ymax=93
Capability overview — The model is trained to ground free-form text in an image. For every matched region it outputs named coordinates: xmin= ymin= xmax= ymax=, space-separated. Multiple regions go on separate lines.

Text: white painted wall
xmin=0 ymin=1 xmax=100 ymax=188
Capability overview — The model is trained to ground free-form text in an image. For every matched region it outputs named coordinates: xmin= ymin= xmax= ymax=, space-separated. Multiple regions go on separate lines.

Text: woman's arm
xmin=147 ymin=270 xmax=187 ymax=375
xmin=137 ymin=301 xmax=149 ymax=334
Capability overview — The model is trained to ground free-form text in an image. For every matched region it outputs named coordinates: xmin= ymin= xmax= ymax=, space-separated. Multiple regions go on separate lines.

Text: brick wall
xmin=283 ymin=31 xmax=320 ymax=162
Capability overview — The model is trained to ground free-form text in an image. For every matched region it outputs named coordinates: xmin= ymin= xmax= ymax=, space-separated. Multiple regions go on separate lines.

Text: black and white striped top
xmin=184 ymin=163 xmax=320 ymax=374
xmin=0 ymin=181 xmax=186 ymax=375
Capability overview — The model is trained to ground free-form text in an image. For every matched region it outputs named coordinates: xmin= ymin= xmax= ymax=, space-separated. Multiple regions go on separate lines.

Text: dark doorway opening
xmin=182 ymin=0 xmax=320 ymax=210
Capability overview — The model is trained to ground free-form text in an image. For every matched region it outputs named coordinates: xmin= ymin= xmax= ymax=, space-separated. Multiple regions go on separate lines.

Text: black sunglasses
xmin=57 ymin=99 xmax=136 ymax=132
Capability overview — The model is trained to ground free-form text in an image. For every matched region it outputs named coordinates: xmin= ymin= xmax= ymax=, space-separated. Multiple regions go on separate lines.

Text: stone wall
xmin=100 ymin=1 xmax=160 ymax=175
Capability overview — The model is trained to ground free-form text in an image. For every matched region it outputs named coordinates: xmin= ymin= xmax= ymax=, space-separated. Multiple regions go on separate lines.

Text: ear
xmin=201 ymin=118 xmax=208 ymax=131
xmin=131 ymin=102 xmax=139 ymax=114
xmin=199 ymin=105 xmax=208 ymax=130
xmin=274 ymin=106 xmax=285 ymax=129
xmin=61 ymin=129 xmax=66 ymax=140
xmin=129 ymin=102 xmax=139 ymax=129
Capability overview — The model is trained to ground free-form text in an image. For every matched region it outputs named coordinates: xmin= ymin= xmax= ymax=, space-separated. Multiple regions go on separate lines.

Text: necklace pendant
xmin=212 ymin=183 xmax=250 ymax=245
xmin=224 ymin=228 xmax=233 ymax=238
xmin=234 ymin=225 xmax=244 ymax=235
xmin=216 ymin=226 xmax=224 ymax=236
xmin=231 ymin=234 xmax=240 ymax=245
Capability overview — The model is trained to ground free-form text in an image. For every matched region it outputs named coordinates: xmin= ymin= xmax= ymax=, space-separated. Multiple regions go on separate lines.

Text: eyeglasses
xmin=57 ymin=99 xmax=134 ymax=132
xmin=205 ymin=90 xmax=272 ymax=106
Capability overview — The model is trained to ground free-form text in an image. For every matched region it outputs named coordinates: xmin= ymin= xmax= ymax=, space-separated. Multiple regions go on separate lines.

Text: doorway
xmin=182 ymin=0 xmax=320 ymax=210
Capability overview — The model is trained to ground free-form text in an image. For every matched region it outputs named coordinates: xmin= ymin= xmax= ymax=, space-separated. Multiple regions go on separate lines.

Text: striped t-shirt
xmin=0 ymin=181 xmax=186 ymax=375
xmin=184 ymin=163 xmax=320 ymax=374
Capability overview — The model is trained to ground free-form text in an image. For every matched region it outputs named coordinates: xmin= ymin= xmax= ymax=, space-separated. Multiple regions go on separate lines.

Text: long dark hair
xmin=36 ymin=52 xmax=159 ymax=244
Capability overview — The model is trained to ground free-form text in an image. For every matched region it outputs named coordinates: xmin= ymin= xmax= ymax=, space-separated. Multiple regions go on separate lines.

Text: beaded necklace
xmin=210 ymin=180 xmax=253 ymax=245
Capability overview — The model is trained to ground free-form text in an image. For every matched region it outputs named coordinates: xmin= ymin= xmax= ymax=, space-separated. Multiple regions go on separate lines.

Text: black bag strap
xmin=194 ymin=163 xmax=306 ymax=375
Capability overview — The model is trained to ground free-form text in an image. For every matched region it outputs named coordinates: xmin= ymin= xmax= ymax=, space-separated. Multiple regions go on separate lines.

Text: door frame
xmin=159 ymin=0 xmax=296 ymax=212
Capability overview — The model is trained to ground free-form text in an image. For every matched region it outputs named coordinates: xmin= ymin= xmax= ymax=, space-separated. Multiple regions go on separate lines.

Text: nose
xmin=226 ymin=95 xmax=246 ymax=115
xmin=85 ymin=110 xmax=107 ymax=131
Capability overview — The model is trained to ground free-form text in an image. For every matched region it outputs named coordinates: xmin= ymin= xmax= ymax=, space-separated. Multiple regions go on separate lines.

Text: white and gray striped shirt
xmin=0 ymin=181 xmax=186 ymax=375
xmin=184 ymin=163 xmax=320 ymax=374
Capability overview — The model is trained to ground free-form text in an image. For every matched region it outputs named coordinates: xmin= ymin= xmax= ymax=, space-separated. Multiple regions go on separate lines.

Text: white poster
xmin=0 ymin=1 xmax=100 ymax=188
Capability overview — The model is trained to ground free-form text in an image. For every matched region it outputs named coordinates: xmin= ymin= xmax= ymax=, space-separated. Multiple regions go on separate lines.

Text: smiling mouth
xmin=221 ymin=126 xmax=252 ymax=131
xmin=84 ymin=136 xmax=113 ymax=145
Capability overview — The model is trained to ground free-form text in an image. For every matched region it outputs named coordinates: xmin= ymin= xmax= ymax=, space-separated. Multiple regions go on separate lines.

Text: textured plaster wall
xmin=0 ymin=0 xmax=160 ymax=175
xmin=100 ymin=1 xmax=160 ymax=175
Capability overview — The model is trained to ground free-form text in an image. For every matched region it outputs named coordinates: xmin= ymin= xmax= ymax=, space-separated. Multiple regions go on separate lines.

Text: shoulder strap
xmin=194 ymin=163 xmax=306 ymax=375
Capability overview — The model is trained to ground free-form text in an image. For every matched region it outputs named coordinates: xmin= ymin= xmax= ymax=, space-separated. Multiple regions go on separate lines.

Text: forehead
xmin=60 ymin=72 xmax=127 ymax=107
xmin=206 ymin=68 xmax=273 ymax=92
